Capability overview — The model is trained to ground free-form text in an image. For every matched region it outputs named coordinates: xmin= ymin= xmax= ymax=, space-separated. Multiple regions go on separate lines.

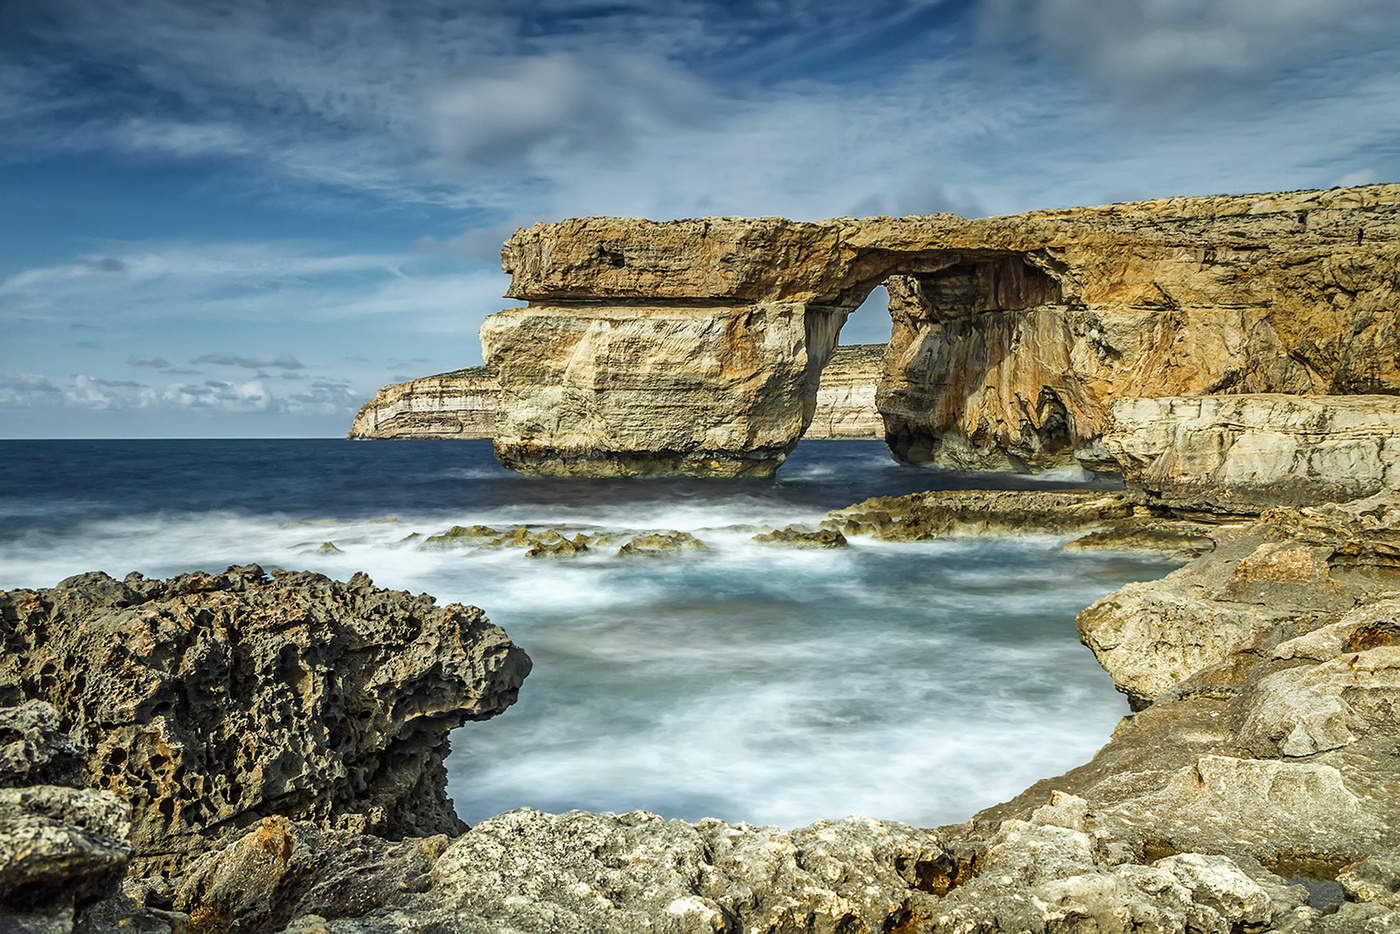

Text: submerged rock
xmin=523 ymin=534 xmax=591 ymax=559
xmin=753 ymin=525 xmax=848 ymax=548
xmin=0 ymin=566 xmax=531 ymax=874
xmin=617 ymin=531 xmax=709 ymax=557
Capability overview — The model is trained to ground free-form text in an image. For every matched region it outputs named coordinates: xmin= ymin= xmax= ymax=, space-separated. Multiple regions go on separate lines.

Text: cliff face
xmin=808 ymin=344 xmax=885 ymax=440
xmin=482 ymin=184 xmax=1400 ymax=476
xmin=349 ymin=351 xmax=885 ymax=443
xmin=348 ymin=367 xmax=497 ymax=440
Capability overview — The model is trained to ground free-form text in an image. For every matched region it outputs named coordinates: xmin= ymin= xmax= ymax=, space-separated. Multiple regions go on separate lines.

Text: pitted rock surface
xmin=0 ymin=565 xmax=530 ymax=874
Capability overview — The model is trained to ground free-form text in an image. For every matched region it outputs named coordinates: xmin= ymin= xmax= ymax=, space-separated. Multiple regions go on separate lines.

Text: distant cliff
xmin=348 ymin=366 xmax=497 ymax=439
xmin=809 ymin=344 xmax=884 ymax=439
xmin=349 ymin=347 xmax=885 ymax=441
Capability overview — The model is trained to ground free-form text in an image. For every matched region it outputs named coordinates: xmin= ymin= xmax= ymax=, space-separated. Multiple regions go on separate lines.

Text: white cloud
xmin=981 ymin=0 xmax=1400 ymax=104
xmin=0 ymin=370 xmax=359 ymax=417
xmin=1337 ymin=168 xmax=1380 ymax=187
xmin=191 ymin=352 xmax=305 ymax=370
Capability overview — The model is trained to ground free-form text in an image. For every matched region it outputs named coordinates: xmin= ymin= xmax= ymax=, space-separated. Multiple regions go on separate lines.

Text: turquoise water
xmin=0 ymin=438 xmax=1169 ymax=827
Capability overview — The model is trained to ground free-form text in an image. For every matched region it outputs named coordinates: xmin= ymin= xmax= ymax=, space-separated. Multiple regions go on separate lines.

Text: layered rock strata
xmin=806 ymin=343 xmax=884 ymax=439
xmin=348 ymin=366 xmax=497 ymax=440
xmin=482 ymin=184 xmax=1400 ymax=476
xmin=1103 ymin=394 xmax=1400 ymax=514
xmin=0 ymin=566 xmax=531 ymax=875
xmin=348 ymin=347 xmax=886 ymax=443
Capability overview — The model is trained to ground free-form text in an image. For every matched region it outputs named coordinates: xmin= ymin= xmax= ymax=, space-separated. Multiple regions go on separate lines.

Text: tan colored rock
xmin=349 ymin=348 xmax=884 ymax=444
xmin=348 ymin=367 xmax=496 ymax=440
xmin=1104 ymin=394 xmax=1400 ymax=513
xmin=484 ymin=185 xmax=1400 ymax=476
xmin=805 ymin=344 xmax=884 ymax=440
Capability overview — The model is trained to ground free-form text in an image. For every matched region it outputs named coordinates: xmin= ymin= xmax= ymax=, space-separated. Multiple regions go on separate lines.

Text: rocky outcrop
xmin=348 ymin=367 xmax=497 ymax=440
xmin=0 ymin=566 xmax=530 ymax=874
xmin=1103 ymin=394 xmax=1400 ymax=514
xmin=0 ymin=701 xmax=133 ymax=928
xmin=1077 ymin=493 xmax=1400 ymax=707
xmin=7 ymin=494 xmax=1400 ymax=931
xmin=482 ymin=184 xmax=1400 ymax=476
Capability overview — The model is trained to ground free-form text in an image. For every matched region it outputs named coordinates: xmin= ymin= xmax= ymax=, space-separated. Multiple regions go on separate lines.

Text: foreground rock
xmin=0 ymin=701 xmax=133 ymax=928
xmin=350 ymin=346 xmax=886 ymax=443
xmin=0 ymin=566 xmax=531 ymax=874
xmin=483 ymin=184 xmax=1400 ymax=475
xmin=1078 ymin=493 xmax=1400 ymax=708
xmin=7 ymin=493 xmax=1400 ymax=932
xmin=347 ymin=366 xmax=497 ymax=440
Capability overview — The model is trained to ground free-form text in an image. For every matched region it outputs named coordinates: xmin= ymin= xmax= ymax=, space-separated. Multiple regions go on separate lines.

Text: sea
xmin=0 ymin=438 xmax=1172 ymax=829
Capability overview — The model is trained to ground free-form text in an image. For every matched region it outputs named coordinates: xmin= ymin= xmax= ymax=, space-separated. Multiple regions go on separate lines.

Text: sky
xmin=1 ymin=0 xmax=1397 ymax=438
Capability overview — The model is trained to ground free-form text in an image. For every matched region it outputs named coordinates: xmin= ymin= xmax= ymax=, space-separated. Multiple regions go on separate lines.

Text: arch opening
xmin=803 ymin=250 xmax=1076 ymax=471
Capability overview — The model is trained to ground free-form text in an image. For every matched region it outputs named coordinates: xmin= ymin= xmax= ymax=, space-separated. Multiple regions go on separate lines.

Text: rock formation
xmin=348 ymin=366 xmax=497 ymax=440
xmin=481 ymin=184 xmax=1400 ymax=476
xmin=806 ymin=343 xmax=885 ymax=439
xmin=1103 ymin=394 xmax=1400 ymax=514
xmin=349 ymin=347 xmax=885 ymax=443
xmin=0 ymin=701 xmax=133 ymax=929
xmin=0 ymin=565 xmax=531 ymax=875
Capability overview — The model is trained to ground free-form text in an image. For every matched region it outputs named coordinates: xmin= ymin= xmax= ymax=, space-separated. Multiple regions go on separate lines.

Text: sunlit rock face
xmin=483 ymin=185 xmax=1400 ymax=477
xmin=349 ymin=366 xmax=497 ymax=440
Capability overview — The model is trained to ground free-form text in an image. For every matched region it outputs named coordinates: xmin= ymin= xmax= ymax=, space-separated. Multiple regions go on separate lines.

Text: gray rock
xmin=0 ymin=566 xmax=531 ymax=874
xmin=0 ymin=702 xmax=86 ymax=789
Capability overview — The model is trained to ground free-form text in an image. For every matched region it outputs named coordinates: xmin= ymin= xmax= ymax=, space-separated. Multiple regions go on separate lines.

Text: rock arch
xmin=480 ymin=186 xmax=1400 ymax=477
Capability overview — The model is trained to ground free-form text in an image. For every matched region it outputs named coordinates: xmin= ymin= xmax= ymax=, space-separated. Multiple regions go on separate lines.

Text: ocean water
xmin=0 ymin=438 xmax=1171 ymax=828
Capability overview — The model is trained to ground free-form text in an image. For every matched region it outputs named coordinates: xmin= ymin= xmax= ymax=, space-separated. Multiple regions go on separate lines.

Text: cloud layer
xmin=1 ymin=0 xmax=1396 ymax=436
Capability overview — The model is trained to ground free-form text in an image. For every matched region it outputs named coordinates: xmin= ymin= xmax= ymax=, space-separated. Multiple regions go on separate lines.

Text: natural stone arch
xmin=480 ymin=186 xmax=1400 ymax=477
xmin=800 ymin=249 xmax=1075 ymax=469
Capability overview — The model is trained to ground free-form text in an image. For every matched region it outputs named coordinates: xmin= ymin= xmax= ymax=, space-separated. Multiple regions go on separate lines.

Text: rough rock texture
xmin=350 ymin=348 xmax=884 ymax=443
xmin=806 ymin=344 xmax=884 ymax=440
xmin=1076 ymin=493 xmax=1400 ymax=708
xmin=8 ymin=492 xmax=1400 ymax=931
xmin=1104 ymin=393 xmax=1400 ymax=514
xmin=347 ymin=367 xmax=497 ymax=440
xmin=0 ymin=702 xmax=134 ymax=929
xmin=483 ymin=184 xmax=1400 ymax=476
xmin=0 ymin=566 xmax=530 ymax=874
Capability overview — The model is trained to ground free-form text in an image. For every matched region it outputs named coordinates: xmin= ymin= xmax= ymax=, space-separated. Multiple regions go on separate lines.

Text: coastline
xmin=4 ymin=475 xmax=1398 ymax=932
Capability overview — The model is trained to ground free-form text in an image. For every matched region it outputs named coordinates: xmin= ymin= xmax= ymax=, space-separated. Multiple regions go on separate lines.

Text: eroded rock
xmin=484 ymin=185 xmax=1400 ymax=476
xmin=348 ymin=366 xmax=497 ymax=440
xmin=0 ymin=566 xmax=531 ymax=874
xmin=1104 ymin=394 xmax=1400 ymax=514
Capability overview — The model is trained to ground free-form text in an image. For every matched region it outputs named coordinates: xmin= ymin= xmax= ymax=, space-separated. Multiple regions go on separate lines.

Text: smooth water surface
xmin=0 ymin=438 xmax=1170 ymax=827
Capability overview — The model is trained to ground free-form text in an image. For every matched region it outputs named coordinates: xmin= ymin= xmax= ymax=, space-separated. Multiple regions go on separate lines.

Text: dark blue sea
xmin=0 ymin=438 xmax=1170 ymax=827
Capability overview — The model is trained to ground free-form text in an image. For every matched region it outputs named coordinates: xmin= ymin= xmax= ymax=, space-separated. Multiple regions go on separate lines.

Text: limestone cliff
xmin=349 ymin=348 xmax=885 ymax=443
xmin=482 ymin=184 xmax=1400 ymax=476
xmin=348 ymin=366 xmax=497 ymax=440
xmin=808 ymin=344 xmax=884 ymax=439
xmin=1103 ymin=394 xmax=1400 ymax=513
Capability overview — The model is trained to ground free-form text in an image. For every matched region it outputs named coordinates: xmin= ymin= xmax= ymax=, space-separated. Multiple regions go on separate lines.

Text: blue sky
xmin=2 ymin=0 xmax=1397 ymax=437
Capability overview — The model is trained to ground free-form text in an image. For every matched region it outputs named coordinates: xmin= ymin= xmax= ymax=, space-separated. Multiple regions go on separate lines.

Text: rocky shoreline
xmin=3 ymin=486 xmax=1398 ymax=933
